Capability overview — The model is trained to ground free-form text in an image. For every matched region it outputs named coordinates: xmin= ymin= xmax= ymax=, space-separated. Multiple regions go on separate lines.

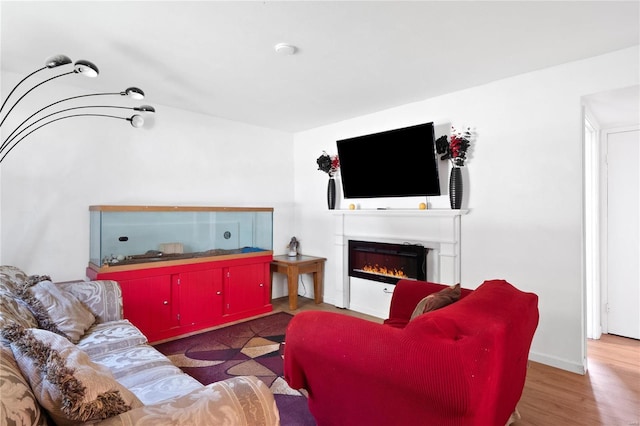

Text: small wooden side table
xmin=270 ymin=255 xmax=327 ymax=310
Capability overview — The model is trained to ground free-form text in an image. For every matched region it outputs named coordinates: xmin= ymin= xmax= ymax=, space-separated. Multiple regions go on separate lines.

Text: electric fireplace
xmin=348 ymin=240 xmax=427 ymax=285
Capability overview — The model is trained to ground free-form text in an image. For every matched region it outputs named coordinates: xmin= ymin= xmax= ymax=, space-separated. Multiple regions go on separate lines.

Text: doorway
xmin=583 ymin=85 xmax=640 ymax=345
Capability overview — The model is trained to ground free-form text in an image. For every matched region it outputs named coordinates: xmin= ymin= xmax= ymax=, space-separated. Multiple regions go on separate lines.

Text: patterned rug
xmin=154 ymin=312 xmax=315 ymax=425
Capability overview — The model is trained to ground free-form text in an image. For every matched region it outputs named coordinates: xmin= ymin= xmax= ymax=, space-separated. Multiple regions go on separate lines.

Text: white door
xmin=606 ymin=128 xmax=640 ymax=339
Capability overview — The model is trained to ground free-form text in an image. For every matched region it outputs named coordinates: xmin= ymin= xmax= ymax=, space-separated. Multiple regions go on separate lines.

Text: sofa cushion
xmin=18 ymin=280 xmax=96 ymax=343
xmin=0 ymin=343 xmax=48 ymax=426
xmin=77 ymin=320 xmax=148 ymax=357
xmin=1 ymin=324 xmax=142 ymax=426
xmin=91 ymin=344 xmax=203 ymax=404
xmin=97 ymin=376 xmax=280 ymax=426
xmin=57 ymin=280 xmax=123 ymax=323
xmin=410 ymin=283 xmax=461 ymax=320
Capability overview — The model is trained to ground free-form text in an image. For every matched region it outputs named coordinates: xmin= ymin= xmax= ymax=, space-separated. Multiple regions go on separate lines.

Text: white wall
xmin=293 ymin=46 xmax=639 ymax=373
xmin=0 ymin=74 xmax=296 ymax=299
xmin=2 ymin=46 xmax=638 ymax=373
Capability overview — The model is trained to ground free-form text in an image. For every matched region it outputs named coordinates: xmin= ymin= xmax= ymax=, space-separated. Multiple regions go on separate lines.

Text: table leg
xmin=270 ymin=271 xmax=274 ymax=303
xmin=287 ymin=266 xmax=299 ymax=310
xmin=314 ymin=264 xmax=324 ymax=304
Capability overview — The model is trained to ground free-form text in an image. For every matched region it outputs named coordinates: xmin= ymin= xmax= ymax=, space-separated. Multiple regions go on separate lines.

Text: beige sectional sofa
xmin=0 ymin=265 xmax=280 ymax=425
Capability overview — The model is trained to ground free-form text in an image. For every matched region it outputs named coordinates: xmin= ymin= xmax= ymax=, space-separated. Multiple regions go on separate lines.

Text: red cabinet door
xmin=119 ymin=275 xmax=174 ymax=337
xmin=178 ymin=268 xmax=223 ymax=326
xmin=225 ymin=263 xmax=266 ymax=315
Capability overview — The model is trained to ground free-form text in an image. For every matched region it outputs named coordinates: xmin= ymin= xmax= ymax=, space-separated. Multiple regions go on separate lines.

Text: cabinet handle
xmin=216 ymin=291 xmax=222 ymax=295
xmin=383 ymin=288 xmax=393 ymax=294
xmin=163 ymin=300 xmax=169 ymax=305
xmin=259 ymin=283 xmax=264 ymax=287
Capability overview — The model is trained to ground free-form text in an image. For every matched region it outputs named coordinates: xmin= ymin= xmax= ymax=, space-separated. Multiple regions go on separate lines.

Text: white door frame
xmin=583 ymin=111 xmax=601 ymax=341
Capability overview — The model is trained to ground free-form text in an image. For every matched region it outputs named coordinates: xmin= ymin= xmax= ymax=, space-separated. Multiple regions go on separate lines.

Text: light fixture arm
xmin=0 ymin=55 xmax=151 ymax=166
xmin=0 ymin=66 xmax=48 ymax=116
xmin=2 ymin=92 xmax=127 ymax=146
xmin=0 ymin=113 xmax=143 ymax=164
xmin=1 ymin=104 xmax=155 ymax=154
xmin=0 ymin=54 xmax=72 ymax=117
xmin=0 ymin=70 xmax=74 ymax=128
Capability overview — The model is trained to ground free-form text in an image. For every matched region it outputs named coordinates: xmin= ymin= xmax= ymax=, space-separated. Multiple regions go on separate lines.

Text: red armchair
xmin=284 ymin=279 xmax=539 ymax=426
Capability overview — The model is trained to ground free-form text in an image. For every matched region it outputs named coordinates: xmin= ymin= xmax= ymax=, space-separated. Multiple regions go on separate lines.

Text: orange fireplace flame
xmin=362 ymin=264 xmax=409 ymax=279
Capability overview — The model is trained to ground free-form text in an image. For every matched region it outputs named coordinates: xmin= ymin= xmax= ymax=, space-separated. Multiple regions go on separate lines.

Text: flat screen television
xmin=336 ymin=122 xmax=441 ymax=199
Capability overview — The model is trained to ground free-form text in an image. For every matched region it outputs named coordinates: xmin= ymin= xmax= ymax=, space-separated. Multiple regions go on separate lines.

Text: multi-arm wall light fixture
xmin=0 ymin=54 xmax=155 ymax=163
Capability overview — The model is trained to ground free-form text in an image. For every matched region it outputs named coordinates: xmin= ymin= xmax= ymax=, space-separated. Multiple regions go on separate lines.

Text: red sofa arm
xmin=385 ymin=279 xmax=472 ymax=328
xmin=284 ymin=310 xmax=481 ymax=426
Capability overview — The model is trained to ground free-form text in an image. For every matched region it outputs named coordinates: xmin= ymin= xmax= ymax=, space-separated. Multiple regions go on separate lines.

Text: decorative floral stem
xmin=316 ymin=151 xmax=340 ymax=176
xmin=436 ymin=126 xmax=473 ymax=167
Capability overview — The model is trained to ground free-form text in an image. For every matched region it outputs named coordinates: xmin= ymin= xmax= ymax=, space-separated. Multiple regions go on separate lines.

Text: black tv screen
xmin=336 ymin=122 xmax=441 ymax=199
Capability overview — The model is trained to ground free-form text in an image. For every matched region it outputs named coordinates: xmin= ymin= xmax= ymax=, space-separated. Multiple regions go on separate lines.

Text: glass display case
xmin=89 ymin=206 xmax=273 ymax=271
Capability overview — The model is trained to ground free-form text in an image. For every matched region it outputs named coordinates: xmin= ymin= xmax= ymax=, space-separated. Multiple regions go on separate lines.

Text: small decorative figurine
xmin=287 ymin=237 xmax=299 ymax=257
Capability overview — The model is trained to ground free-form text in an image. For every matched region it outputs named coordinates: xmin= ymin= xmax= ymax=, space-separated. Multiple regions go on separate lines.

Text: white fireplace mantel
xmin=332 ymin=208 xmax=468 ymax=309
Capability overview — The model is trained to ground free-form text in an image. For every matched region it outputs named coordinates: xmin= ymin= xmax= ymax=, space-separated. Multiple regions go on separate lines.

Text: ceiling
xmin=1 ymin=1 xmax=639 ymax=132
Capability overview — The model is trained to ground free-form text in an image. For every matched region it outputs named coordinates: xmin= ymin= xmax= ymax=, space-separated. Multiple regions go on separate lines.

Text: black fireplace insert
xmin=348 ymin=240 xmax=427 ymax=285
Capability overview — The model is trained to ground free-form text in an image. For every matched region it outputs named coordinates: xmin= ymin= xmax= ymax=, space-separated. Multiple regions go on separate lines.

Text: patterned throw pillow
xmin=1 ymin=324 xmax=142 ymax=426
xmin=0 ymin=265 xmax=28 ymax=291
xmin=410 ymin=283 xmax=462 ymax=320
xmin=0 ymin=290 xmax=38 ymax=329
xmin=0 ymin=343 xmax=48 ymax=426
xmin=18 ymin=279 xmax=95 ymax=343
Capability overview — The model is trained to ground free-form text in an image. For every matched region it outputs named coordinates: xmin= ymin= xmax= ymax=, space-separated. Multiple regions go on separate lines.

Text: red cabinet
xmin=87 ymin=254 xmax=272 ymax=342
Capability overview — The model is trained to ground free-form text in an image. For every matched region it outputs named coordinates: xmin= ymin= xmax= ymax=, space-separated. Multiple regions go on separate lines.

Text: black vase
xmin=327 ymin=176 xmax=336 ymax=210
xmin=449 ymin=167 xmax=463 ymax=209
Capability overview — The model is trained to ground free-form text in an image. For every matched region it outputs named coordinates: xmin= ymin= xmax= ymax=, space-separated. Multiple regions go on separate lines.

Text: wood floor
xmin=272 ymin=296 xmax=640 ymax=426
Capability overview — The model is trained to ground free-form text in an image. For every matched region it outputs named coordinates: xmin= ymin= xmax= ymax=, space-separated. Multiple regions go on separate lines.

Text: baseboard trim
xmin=529 ymin=351 xmax=586 ymax=375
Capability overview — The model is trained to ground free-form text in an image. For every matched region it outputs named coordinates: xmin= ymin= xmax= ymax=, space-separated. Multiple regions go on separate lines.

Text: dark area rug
xmin=154 ymin=312 xmax=316 ymax=425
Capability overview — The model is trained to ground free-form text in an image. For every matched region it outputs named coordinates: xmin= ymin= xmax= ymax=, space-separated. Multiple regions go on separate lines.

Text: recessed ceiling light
xmin=274 ymin=43 xmax=297 ymax=55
